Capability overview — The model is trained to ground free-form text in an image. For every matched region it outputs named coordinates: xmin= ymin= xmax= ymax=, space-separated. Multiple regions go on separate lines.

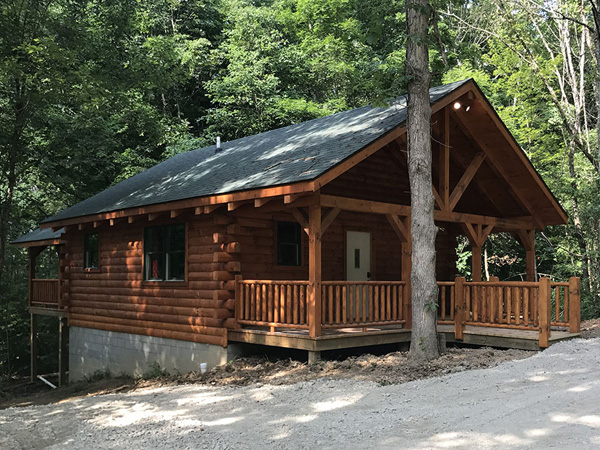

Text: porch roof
xmin=12 ymin=227 xmax=65 ymax=247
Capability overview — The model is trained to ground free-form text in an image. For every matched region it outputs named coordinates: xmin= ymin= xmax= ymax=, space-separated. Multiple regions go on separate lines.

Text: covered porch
xmin=228 ymin=193 xmax=581 ymax=357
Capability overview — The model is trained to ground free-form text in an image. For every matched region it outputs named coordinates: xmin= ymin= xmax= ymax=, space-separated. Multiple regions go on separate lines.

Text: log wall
xmin=65 ymin=212 xmax=239 ymax=346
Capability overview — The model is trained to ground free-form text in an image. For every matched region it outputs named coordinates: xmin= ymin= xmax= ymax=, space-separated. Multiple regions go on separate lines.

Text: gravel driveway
xmin=1 ymin=338 xmax=599 ymax=449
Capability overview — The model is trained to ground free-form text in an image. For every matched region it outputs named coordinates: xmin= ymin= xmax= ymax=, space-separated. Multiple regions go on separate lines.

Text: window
xmin=84 ymin=233 xmax=99 ymax=269
xmin=277 ymin=221 xmax=301 ymax=266
xmin=144 ymin=223 xmax=186 ymax=281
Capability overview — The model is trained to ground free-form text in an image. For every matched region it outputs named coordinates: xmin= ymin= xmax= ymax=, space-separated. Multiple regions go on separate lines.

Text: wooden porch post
xmin=454 ymin=276 xmax=466 ymax=340
xmin=30 ymin=313 xmax=38 ymax=383
xmin=538 ymin=277 xmax=551 ymax=348
xmin=386 ymin=213 xmax=412 ymax=328
xmin=58 ymin=317 xmax=68 ymax=386
xmin=401 ymin=217 xmax=412 ymax=329
xmin=461 ymin=223 xmax=492 ymax=282
xmin=569 ymin=277 xmax=581 ymax=333
xmin=472 ymin=245 xmax=482 ymax=282
xmin=518 ymin=230 xmax=536 ymax=282
xmin=28 ymin=247 xmax=44 ymax=307
xmin=308 ymin=205 xmax=322 ymax=338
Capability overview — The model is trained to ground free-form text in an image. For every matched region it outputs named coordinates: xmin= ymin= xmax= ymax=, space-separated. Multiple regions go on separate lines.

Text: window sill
xmin=83 ymin=268 xmax=101 ymax=273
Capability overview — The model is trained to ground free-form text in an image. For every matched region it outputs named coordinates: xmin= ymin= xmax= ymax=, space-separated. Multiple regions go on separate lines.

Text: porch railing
xmin=444 ymin=277 xmax=580 ymax=347
xmin=235 ymin=277 xmax=580 ymax=347
xmin=236 ymin=280 xmax=310 ymax=329
xmin=464 ymin=281 xmax=540 ymax=329
xmin=30 ymin=279 xmax=60 ymax=308
xmin=236 ymin=280 xmax=406 ymax=330
xmin=321 ymin=281 xmax=405 ymax=328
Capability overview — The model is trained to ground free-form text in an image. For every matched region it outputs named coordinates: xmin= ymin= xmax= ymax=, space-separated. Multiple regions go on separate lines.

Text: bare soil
xmin=0 ymin=346 xmax=532 ymax=410
xmin=1 ymin=318 xmax=596 ymax=410
xmin=581 ymin=317 xmax=600 ymax=339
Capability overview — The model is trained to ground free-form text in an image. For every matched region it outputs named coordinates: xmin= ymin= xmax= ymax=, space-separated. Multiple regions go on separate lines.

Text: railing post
xmin=569 ymin=277 xmax=581 ymax=333
xmin=28 ymin=248 xmax=36 ymax=308
xmin=489 ymin=276 xmax=499 ymax=323
xmin=454 ymin=277 xmax=466 ymax=340
xmin=538 ymin=277 xmax=551 ymax=348
xmin=234 ymin=275 xmax=243 ymax=329
xmin=308 ymin=205 xmax=322 ymax=338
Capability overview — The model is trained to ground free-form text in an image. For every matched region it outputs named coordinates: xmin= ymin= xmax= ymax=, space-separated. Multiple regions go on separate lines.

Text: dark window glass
xmin=144 ymin=223 xmax=186 ymax=281
xmin=84 ymin=233 xmax=99 ymax=269
xmin=277 ymin=221 xmax=301 ymax=266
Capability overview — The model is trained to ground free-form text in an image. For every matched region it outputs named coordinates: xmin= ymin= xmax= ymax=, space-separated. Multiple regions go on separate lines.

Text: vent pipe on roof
xmin=215 ymin=136 xmax=221 ymax=153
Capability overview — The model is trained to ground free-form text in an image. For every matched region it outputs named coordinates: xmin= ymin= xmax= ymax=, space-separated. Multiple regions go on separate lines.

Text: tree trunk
xmin=406 ymin=0 xmax=439 ymax=360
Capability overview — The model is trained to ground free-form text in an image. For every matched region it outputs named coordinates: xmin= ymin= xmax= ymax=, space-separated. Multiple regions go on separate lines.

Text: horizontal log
xmin=69 ymin=299 xmax=232 ymax=319
xmin=69 ymin=285 xmax=232 ymax=299
xmin=98 ymin=257 xmax=143 ymax=266
xmin=188 ymin=232 xmax=226 ymax=245
xmin=213 ymin=252 xmax=237 ymax=263
xmin=188 ymin=262 xmax=225 ymax=272
xmin=188 ymin=242 xmax=241 ymax=254
xmin=70 ymin=308 xmax=224 ymax=329
xmin=212 ymin=271 xmax=235 ymax=281
xmin=234 ymin=217 xmax=273 ymax=228
xmin=321 ymin=281 xmax=406 ymax=286
xmin=223 ymin=318 xmax=237 ymax=329
xmin=224 ymin=299 xmax=235 ymax=310
xmin=226 ymin=224 xmax=273 ymax=237
xmin=68 ymin=319 xmax=226 ymax=347
xmin=213 ymin=214 xmax=233 ymax=225
xmin=69 ymin=294 xmax=224 ymax=309
xmin=70 ymin=315 xmax=226 ymax=338
xmin=240 ymin=280 xmax=310 ymax=285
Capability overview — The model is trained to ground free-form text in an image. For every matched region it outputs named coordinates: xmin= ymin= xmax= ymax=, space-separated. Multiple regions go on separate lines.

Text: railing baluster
xmin=342 ymin=286 xmax=347 ymax=324
xmin=335 ymin=286 xmax=341 ymax=324
xmin=300 ymin=285 xmax=306 ymax=325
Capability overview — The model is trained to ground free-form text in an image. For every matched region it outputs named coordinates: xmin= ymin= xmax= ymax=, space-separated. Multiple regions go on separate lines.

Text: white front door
xmin=346 ymin=231 xmax=371 ymax=281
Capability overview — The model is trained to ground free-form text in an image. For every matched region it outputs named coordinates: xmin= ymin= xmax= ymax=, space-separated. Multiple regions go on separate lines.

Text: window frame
xmin=83 ymin=232 xmax=100 ymax=270
xmin=143 ymin=222 xmax=187 ymax=282
xmin=275 ymin=220 xmax=302 ymax=267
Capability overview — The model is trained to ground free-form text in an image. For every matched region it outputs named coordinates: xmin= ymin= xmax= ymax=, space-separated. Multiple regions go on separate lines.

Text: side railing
xmin=30 ymin=279 xmax=60 ymax=308
xmin=448 ymin=276 xmax=581 ymax=348
xmin=236 ymin=280 xmax=310 ymax=329
xmin=321 ymin=281 xmax=406 ymax=328
xmin=464 ymin=281 xmax=540 ymax=329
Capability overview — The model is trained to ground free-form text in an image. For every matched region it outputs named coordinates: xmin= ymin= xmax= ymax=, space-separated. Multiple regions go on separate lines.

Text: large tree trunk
xmin=406 ymin=0 xmax=439 ymax=360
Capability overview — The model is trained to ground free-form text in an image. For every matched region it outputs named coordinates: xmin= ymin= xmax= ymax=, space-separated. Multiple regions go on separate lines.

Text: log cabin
xmin=13 ymin=79 xmax=581 ymax=384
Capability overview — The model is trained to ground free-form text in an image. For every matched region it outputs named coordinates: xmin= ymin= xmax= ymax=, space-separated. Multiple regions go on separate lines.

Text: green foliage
xmin=142 ymin=361 xmax=169 ymax=379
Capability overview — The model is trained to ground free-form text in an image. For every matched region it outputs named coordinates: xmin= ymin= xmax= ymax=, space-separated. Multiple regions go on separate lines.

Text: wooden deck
xmin=228 ymin=325 xmax=411 ymax=352
xmin=437 ymin=324 xmax=580 ymax=351
xmin=228 ymin=323 xmax=580 ymax=354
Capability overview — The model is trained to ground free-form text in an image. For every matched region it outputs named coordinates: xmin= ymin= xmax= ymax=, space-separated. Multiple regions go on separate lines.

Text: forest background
xmin=1 ymin=0 xmax=598 ymax=376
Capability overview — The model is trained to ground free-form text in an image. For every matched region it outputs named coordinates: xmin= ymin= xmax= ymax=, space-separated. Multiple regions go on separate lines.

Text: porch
xmin=229 ymin=277 xmax=581 ymax=356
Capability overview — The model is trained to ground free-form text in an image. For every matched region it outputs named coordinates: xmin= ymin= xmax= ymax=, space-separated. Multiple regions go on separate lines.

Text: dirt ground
xmin=2 ymin=338 xmax=599 ymax=450
xmin=0 ymin=318 xmax=596 ymax=410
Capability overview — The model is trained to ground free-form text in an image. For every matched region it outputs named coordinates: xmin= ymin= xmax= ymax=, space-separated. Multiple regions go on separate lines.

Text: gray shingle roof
xmin=11 ymin=227 xmax=64 ymax=245
xmin=41 ymin=80 xmax=469 ymax=224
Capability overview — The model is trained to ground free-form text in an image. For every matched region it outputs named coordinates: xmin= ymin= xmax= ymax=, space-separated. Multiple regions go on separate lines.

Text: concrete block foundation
xmin=69 ymin=326 xmax=242 ymax=381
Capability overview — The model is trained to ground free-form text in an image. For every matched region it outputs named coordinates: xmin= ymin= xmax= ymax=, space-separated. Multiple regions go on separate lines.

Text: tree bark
xmin=406 ymin=0 xmax=439 ymax=360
